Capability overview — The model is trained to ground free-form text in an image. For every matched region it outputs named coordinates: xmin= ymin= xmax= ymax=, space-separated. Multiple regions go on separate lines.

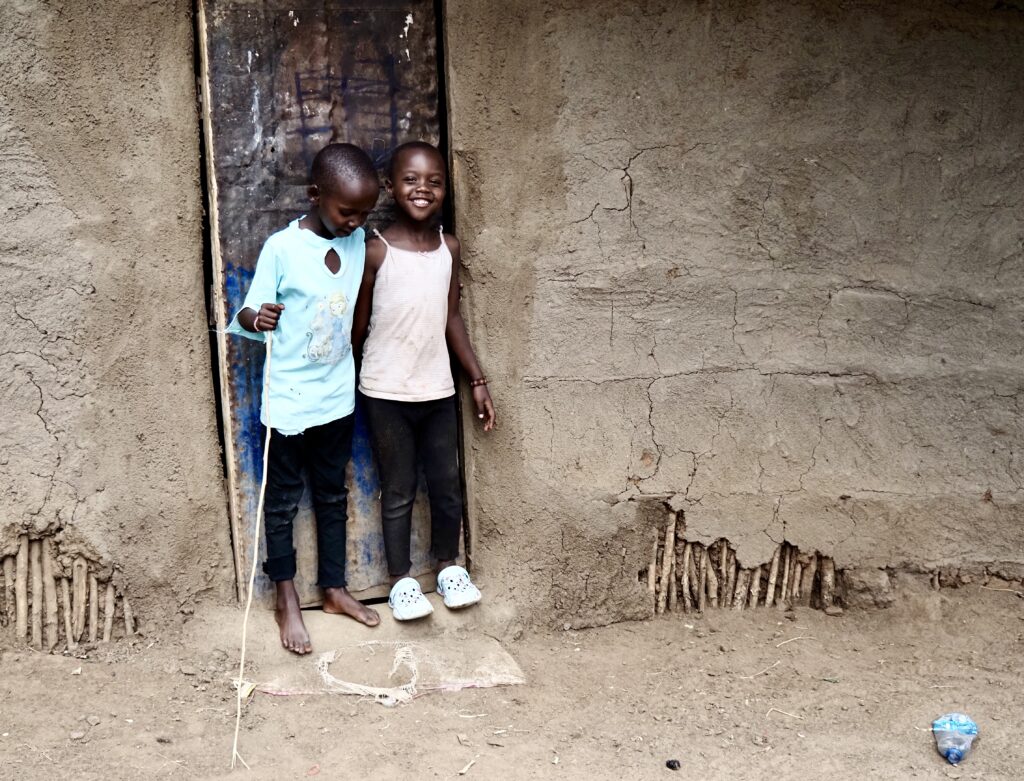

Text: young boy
xmin=227 ymin=143 xmax=381 ymax=654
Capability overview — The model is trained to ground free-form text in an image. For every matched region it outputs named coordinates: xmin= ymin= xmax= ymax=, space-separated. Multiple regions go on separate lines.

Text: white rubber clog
xmin=388 ymin=577 xmax=434 ymax=621
xmin=436 ymin=565 xmax=482 ymax=609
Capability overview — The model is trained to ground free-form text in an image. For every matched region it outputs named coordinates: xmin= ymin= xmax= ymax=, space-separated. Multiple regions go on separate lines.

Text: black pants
xmin=263 ymin=414 xmax=354 ymax=587
xmin=361 ymin=393 xmax=463 ymax=576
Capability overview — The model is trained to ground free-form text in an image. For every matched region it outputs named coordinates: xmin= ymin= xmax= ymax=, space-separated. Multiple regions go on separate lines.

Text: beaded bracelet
xmin=469 ymin=377 xmax=488 ymax=387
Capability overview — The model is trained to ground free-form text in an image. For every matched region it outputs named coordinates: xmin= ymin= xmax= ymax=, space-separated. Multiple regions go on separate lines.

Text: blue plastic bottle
xmin=932 ymin=713 xmax=978 ymax=765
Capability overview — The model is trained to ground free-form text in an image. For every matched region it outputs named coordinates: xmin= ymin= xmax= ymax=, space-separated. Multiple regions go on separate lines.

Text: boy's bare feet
xmin=323 ymin=586 xmax=380 ymax=626
xmin=275 ymin=580 xmax=312 ymax=655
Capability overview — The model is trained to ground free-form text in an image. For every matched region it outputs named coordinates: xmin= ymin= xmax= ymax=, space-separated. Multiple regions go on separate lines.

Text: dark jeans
xmin=361 ymin=393 xmax=463 ymax=576
xmin=262 ymin=414 xmax=354 ymax=587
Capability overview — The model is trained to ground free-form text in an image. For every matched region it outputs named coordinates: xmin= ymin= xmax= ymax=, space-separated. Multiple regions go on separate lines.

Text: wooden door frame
xmin=197 ymin=0 xmax=245 ymax=601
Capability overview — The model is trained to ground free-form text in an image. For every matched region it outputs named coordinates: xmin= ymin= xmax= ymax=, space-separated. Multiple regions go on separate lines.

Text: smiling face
xmin=309 ymin=175 xmax=380 ymax=238
xmin=387 ymin=146 xmax=447 ymax=222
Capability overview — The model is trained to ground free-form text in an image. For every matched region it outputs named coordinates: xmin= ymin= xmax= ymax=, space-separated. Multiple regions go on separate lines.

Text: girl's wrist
xmin=470 ymin=376 xmax=487 ymax=388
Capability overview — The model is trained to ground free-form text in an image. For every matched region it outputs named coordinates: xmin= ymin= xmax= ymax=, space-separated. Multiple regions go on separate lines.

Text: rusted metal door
xmin=198 ymin=0 xmax=442 ymax=605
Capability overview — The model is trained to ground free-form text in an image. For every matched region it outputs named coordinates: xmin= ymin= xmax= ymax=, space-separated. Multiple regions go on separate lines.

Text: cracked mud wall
xmin=445 ymin=0 xmax=1024 ymax=628
xmin=0 ymin=1 xmax=234 ymax=621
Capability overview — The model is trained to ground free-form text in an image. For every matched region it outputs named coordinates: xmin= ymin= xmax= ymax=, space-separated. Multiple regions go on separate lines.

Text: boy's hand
xmin=256 ymin=303 xmax=284 ymax=331
xmin=472 ymin=385 xmax=496 ymax=432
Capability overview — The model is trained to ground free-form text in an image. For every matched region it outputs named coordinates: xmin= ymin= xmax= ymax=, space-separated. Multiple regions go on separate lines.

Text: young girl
xmin=352 ymin=141 xmax=495 ymax=621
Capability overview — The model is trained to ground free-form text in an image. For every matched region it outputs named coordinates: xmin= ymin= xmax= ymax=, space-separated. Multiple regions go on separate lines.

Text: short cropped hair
xmin=387 ymin=141 xmax=446 ymax=180
xmin=311 ymin=143 xmax=378 ymax=193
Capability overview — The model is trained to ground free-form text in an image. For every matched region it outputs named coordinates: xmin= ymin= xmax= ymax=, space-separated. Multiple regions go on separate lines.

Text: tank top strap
xmin=372 ymin=228 xmax=391 ymax=247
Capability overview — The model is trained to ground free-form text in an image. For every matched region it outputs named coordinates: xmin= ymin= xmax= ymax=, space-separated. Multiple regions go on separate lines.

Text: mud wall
xmin=0 ymin=0 xmax=234 ymax=631
xmin=445 ymin=0 xmax=1024 ymax=627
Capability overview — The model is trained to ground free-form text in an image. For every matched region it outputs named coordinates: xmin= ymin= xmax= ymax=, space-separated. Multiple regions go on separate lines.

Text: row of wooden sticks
xmin=0 ymin=535 xmax=135 ymax=650
xmin=648 ymin=514 xmax=839 ymax=613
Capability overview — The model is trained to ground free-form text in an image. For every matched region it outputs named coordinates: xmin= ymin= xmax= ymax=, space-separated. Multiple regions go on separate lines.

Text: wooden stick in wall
xmin=728 ymin=555 xmax=739 ymax=608
xmin=60 ymin=578 xmax=76 ymax=650
xmin=794 ymin=554 xmax=807 ymax=604
xmin=722 ymin=548 xmax=736 ymax=608
xmin=811 ymin=554 xmax=822 ymax=607
xmin=15 ymin=536 xmax=28 ymax=640
xmin=748 ymin=564 xmax=762 ymax=607
xmin=41 ymin=539 xmax=59 ymax=652
xmin=777 ymin=545 xmax=791 ymax=607
xmin=820 ymin=557 xmax=836 ymax=607
xmin=788 ymin=548 xmax=800 ymax=601
xmin=669 ymin=535 xmax=682 ymax=612
xmin=687 ymin=545 xmax=700 ymax=606
xmin=102 ymin=582 xmax=115 ymax=643
xmin=2 ymin=556 xmax=13 ymax=627
xmin=732 ymin=568 xmax=749 ymax=610
xmin=29 ymin=540 xmax=42 ymax=650
xmin=799 ymin=554 xmax=818 ymax=608
xmin=655 ymin=547 xmax=663 ymax=599
xmin=765 ymin=545 xmax=781 ymax=607
xmin=716 ymin=550 xmax=725 ymax=608
xmin=697 ymin=547 xmax=708 ymax=612
xmin=656 ymin=515 xmax=677 ymax=615
xmin=72 ymin=556 xmax=87 ymax=642
xmin=706 ymin=549 xmax=719 ymax=609
xmin=680 ymin=543 xmax=693 ymax=612
xmin=647 ymin=538 xmax=658 ymax=596
xmin=88 ymin=574 xmax=99 ymax=643
xmin=790 ymin=548 xmax=798 ymax=597
xmin=717 ymin=542 xmax=728 ymax=604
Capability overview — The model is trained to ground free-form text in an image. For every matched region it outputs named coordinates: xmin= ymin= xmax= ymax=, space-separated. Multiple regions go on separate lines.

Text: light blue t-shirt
xmin=226 ymin=219 xmax=366 ymax=435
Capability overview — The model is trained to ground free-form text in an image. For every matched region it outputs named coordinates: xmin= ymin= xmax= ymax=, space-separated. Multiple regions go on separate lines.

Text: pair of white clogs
xmin=388 ymin=565 xmax=481 ymax=621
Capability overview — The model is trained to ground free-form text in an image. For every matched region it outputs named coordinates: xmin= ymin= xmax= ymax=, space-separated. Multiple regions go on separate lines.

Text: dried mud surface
xmin=1 ymin=586 xmax=1021 ymax=779
xmin=0 ymin=2 xmax=234 ymax=614
xmin=447 ymin=0 xmax=1024 ymax=628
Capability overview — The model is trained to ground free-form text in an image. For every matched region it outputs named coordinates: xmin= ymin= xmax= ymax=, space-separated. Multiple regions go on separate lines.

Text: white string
xmin=314 ymin=646 xmax=418 ymax=707
xmin=231 ymin=331 xmax=272 ymax=769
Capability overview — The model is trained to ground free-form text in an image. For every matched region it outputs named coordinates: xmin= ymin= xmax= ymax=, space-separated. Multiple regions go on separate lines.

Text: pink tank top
xmin=359 ymin=228 xmax=455 ymax=401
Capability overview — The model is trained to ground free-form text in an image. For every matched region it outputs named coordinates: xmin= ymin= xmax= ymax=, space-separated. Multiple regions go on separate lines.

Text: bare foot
xmin=274 ymin=580 xmax=312 ymax=655
xmin=323 ymin=586 xmax=380 ymax=626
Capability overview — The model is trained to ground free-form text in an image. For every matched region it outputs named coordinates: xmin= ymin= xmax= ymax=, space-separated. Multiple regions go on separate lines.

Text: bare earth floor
xmin=1 ymin=582 xmax=1022 ymax=780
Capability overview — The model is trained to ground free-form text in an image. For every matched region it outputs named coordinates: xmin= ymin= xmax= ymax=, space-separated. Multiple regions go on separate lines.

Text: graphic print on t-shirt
xmin=305 ymin=290 xmax=352 ymax=364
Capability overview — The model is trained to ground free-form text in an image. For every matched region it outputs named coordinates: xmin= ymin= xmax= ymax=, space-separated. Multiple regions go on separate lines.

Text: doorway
xmin=197 ymin=0 xmax=454 ymax=605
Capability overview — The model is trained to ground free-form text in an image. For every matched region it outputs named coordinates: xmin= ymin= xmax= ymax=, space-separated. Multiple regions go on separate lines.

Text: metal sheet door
xmin=199 ymin=0 xmax=442 ymax=605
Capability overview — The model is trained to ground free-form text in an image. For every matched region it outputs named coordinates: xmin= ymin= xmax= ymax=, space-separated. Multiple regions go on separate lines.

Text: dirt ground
xmin=1 ymin=580 xmax=1022 ymax=780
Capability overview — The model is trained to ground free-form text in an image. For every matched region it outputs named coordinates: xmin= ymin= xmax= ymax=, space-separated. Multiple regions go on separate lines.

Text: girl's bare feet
xmin=323 ymin=586 xmax=380 ymax=626
xmin=274 ymin=580 xmax=312 ymax=655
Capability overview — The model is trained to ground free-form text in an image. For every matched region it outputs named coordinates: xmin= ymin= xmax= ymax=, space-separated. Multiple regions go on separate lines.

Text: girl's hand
xmin=472 ymin=384 xmax=496 ymax=432
xmin=256 ymin=303 xmax=284 ymax=331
